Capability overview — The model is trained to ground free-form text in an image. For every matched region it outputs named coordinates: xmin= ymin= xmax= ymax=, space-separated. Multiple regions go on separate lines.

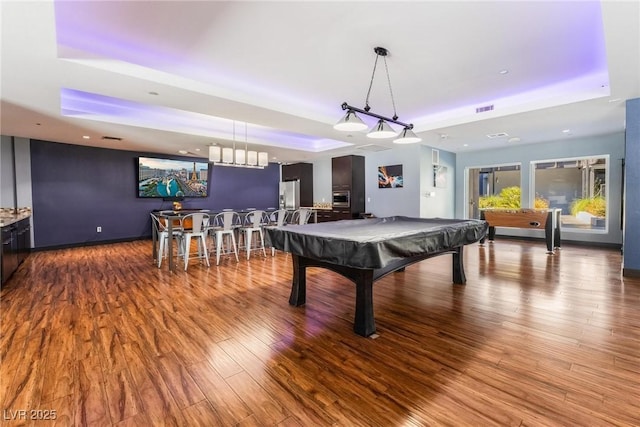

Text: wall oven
xmin=332 ymin=191 xmax=350 ymax=208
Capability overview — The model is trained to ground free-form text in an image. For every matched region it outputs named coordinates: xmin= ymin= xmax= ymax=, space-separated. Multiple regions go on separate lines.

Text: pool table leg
xmin=289 ymin=255 xmax=307 ymax=306
xmin=353 ymin=270 xmax=376 ymax=337
xmin=452 ymin=246 xmax=466 ymax=284
xmin=289 ymin=254 xmax=377 ymax=337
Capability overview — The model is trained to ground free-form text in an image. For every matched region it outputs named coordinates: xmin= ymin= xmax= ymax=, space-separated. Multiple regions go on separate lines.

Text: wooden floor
xmin=1 ymin=239 xmax=639 ymax=426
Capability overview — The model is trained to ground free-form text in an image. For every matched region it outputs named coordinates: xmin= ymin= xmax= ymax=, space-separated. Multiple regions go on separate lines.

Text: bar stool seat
xmin=290 ymin=208 xmax=312 ymax=225
xmin=239 ymin=210 xmax=268 ymax=260
xmin=264 ymin=209 xmax=288 ymax=256
xmin=150 ymin=212 xmax=183 ymax=268
xmin=180 ymin=212 xmax=210 ymax=270
xmin=210 ymin=212 xmax=241 ymax=265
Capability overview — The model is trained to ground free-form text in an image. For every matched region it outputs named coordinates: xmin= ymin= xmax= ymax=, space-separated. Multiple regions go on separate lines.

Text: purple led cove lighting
xmin=53 ymin=1 xmax=330 ymax=119
xmin=411 ymin=70 xmax=611 ymax=131
xmin=54 ymin=1 xmax=187 ymax=70
xmin=60 ymin=88 xmax=351 ymax=152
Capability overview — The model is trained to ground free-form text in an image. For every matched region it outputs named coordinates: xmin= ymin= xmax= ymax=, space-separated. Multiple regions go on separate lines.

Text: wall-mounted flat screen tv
xmin=137 ymin=156 xmax=209 ymax=198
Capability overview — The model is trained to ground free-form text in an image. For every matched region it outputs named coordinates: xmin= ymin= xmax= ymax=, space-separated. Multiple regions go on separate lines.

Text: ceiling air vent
xmin=356 ymin=144 xmax=390 ymax=152
xmin=486 ymin=132 xmax=509 ymax=139
xmin=476 ymin=104 xmax=494 ymax=113
xmin=101 ymin=136 xmax=122 ymax=141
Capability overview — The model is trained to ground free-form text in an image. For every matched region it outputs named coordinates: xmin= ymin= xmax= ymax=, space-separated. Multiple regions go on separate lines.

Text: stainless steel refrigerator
xmin=279 ymin=180 xmax=300 ymax=210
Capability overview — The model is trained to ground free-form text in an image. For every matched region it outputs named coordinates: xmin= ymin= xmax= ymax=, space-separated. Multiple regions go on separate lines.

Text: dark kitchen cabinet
xmin=17 ymin=218 xmax=31 ymax=265
xmin=331 ymin=209 xmax=353 ymax=221
xmin=282 ymin=163 xmax=314 ymax=207
xmin=331 ymin=155 xmax=365 ymax=218
xmin=331 ymin=156 xmax=352 ymax=190
xmin=2 ymin=224 xmax=18 ymax=284
xmin=1 ymin=218 xmax=31 ymax=285
xmin=315 ymin=210 xmax=334 ymax=222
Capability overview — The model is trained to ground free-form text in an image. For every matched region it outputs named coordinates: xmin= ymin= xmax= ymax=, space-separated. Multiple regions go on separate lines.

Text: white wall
xmin=1 ymin=136 xmax=33 ymax=246
xmin=1 ymin=135 xmax=15 ymax=207
xmin=420 ymin=146 xmax=456 ymax=218
xmin=14 ymin=137 xmax=32 ymax=209
xmin=363 ymin=144 xmax=421 ymax=217
xmin=312 ymin=156 xmax=332 ymax=204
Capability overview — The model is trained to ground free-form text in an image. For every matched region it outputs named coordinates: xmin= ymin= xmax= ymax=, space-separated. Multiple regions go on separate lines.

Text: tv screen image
xmin=138 ymin=156 xmax=209 ymax=198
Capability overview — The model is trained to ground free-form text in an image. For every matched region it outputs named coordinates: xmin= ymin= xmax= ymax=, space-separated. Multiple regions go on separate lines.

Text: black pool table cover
xmin=265 ymin=216 xmax=488 ymax=269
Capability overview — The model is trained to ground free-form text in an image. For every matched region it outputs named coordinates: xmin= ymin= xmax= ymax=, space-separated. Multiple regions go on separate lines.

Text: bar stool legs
xmin=214 ymin=230 xmax=239 ymax=265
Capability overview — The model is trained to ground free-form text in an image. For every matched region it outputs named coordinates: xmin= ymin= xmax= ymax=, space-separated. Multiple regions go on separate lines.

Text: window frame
xmin=529 ymin=154 xmax=609 ymax=234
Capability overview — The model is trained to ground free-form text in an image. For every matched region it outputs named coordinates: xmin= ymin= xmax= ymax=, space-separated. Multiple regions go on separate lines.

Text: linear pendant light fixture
xmin=334 ymin=46 xmax=421 ymax=144
xmin=208 ymin=122 xmax=269 ymax=168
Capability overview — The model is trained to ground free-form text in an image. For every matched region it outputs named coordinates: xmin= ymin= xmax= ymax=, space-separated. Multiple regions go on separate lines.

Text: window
xmin=467 ymin=164 xmax=521 ymax=219
xmin=532 ymin=156 xmax=608 ymax=232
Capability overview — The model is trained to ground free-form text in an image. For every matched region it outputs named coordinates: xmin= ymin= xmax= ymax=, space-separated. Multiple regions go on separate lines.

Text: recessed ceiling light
xmin=508 ymin=137 xmax=521 ymax=143
xmin=562 ymin=129 xmax=571 ymax=134
xmin=463 ymin=144 xmax=469 ymax=147
xmin=82 ymin=135 xmax=90 ymax=139
xmin=487 ymin=132 xmax=509 ymax=139
xmin=178 ymin=150 xmax=188 ymax=154
xmin=194 ymin=148 xmax=200 ymax=152
xmin=499 ymin=69 xmax=509 ymax=75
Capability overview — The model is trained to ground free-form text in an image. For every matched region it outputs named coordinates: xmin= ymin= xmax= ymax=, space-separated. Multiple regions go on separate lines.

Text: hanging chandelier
xmin=208 ymin=122 xmax=269 ymax=168
xmin=334 ymin=47 xmax=421 ymax=144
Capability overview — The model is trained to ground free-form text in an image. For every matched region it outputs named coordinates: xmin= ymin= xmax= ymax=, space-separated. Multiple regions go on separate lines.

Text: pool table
xmin=265 ymin=216 xmax=488 ymax=337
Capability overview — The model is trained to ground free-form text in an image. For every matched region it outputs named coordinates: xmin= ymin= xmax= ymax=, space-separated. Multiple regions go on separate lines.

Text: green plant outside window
xmin=479 ymin=186 xmax=549 ymax=209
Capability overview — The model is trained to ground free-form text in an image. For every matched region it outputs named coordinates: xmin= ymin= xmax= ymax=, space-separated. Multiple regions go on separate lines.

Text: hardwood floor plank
xmin=47 ymin=394 xmax=75 ymax=427
xmin=40 ymin=330 xmax=76 ymax=404
xmin=186 ymin=360 xmax=252 ymax=425
xmin=94 ymin=315 xmax=129 ymax=375
xmin=103 ymin=368 xmax=142 ymax=424
xmin=119 ymin=341 xmax=186 ymax=426
xmin=155 ymin=351 xmax=206 ymax=409
xmin=1 ymin=328 xmax=49 ymax=413
xmin=210 ymin=333 xmax=340 ymax=425
xmin=197 ymin=342 xmax=244 ymax=379
xmin=180 ymin=400 xmax=225 ymax=427
xmin=75 ymin=355 xmax=111 ymax=427
xmin=224 ymin=371 xmax=288 ymax=425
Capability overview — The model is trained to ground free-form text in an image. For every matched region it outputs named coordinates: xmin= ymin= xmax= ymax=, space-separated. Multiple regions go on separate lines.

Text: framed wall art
xmin=378 ymin=164 xmax=403 ymax=188
xmin=434 ymin=165 xmax=447 ymax=188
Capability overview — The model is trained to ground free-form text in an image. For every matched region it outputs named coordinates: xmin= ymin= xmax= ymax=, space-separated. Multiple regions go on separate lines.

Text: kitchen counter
xmin=303 ymin=206 xmax=333 ymax=211
xmin=1 ymin=209 xmax=32 ymax=285
xmin=0 ymin=210 xmax=31 ymax=227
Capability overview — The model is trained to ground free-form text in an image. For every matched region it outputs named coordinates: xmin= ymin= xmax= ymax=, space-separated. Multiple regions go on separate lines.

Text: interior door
xmin=468 ymin=168 xmax=480 ymax=219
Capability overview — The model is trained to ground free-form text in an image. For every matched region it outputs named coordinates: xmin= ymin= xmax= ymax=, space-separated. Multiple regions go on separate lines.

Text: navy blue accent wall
xmin=210 ymin=164 xmax=279 ymax=210
xmin=30 ymin=140 xmax=279 ymax=249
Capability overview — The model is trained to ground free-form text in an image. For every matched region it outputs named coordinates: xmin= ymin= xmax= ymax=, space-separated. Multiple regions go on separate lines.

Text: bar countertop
xmin=0 ymin=209 xmax=32 ymax=228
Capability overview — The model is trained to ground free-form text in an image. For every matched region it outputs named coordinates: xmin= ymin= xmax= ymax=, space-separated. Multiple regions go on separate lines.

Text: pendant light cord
xmin=364 ymin=53 xmax=379 ymax=112
xmin=364 ymin=50 xmax=398 ymax=120
xmin=382 ymin=55 xmax=398 ymax=121
xmin=232 ymin=121 xmax=236 ymax=150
